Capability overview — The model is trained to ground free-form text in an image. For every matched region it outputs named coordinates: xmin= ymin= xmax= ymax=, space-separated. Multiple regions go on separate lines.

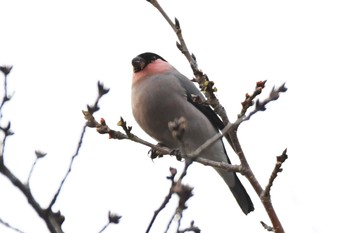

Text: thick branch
xmin=0 ymin=165 xmax=64 ymax=233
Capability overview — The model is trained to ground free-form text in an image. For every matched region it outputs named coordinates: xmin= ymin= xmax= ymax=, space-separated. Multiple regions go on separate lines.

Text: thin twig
xmin=164 ymin=211 xmax=177 ymax=233
xmin=49 ymin=82 xmax=109 ymax=209
xmin=163 ymin=164 xmax=193 ymax=233
xmin=146 ymin=172 xmax=175 ymax=233
xmin=47 ymin=125 xmax=87 ymax=209
xmin=0 ymin=66 xmax=14 ymax=164
xmin=0 ymin=65 xmax=13 ymax=114
xmin=27 ymin=150 xmax=47 ymax=185
xmin=176 ymin=212 xmax=183 ymax=232
xmin=97 ymin=222 xmax=110 ymax=233
xmin=244 ymin=83 xmax=288 ymax=122
xmin=178 ymin=159 xmax=192 ymax=182
xmin=98 ymin=211 xmax=121 ymax=233
xmin=189 ymin=122 xmax=235 ymax=159
xmin=0 ymin=218 xmax=26 ymax=233
xmin=27 ymin=158 xmax=38 ymax=185
xmin=0 ymin=130 xmax=8 ymax=164
xmin=148 ymin=0 xmax=192 ymax=63
xmin=238 ymin=80 xmax=267 ymax=119
xmin=262 ymin=149 xmax=288 ymax=199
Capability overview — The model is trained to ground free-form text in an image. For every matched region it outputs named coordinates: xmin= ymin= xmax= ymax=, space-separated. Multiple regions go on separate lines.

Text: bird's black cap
xmin=132 ymin=52 xmax=167 ymax=73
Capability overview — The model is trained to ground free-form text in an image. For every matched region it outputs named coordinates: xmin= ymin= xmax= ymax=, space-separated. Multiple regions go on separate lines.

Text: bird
xmin=131 ymin=52 xmax=254 ymax=214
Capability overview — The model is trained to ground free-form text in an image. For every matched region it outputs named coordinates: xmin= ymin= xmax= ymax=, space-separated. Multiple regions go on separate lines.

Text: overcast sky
xmin=1 ymin=0 xmax=350 ymax=233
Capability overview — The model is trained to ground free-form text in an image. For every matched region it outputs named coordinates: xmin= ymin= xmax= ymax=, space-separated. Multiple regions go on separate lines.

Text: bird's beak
xmin=132 ymin=56 xmax=146 ymax=73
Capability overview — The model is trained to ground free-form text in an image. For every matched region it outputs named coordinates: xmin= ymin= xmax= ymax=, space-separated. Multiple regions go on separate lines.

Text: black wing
xmin=185 ymin=91 xmax=236 ymax=155
xmin=186 ymin=92 xmax=225 ymax=130
xmin=175 ymin=72 xmax=235 ymax=152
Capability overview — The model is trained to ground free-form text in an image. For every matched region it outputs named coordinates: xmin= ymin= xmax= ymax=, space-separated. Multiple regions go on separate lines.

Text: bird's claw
xmin=170 ymin=148 xmax=183 ymax=161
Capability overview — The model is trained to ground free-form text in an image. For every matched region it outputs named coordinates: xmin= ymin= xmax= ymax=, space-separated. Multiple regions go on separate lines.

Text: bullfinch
xmin=131 ymin=52 xmax=254 ymax=214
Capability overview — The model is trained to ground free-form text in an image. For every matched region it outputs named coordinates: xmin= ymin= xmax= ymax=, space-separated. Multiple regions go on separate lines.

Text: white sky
xmin=1 ymin=0 xmax=350 ymax=232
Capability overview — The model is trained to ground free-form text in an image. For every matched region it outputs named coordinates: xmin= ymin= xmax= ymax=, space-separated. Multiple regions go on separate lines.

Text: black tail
xmin=230 ymin=173 xmax=254 ymax=215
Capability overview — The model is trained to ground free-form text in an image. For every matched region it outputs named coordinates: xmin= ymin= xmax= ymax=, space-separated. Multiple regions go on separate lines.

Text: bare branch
xmin=164 ymin=211 xmax=177 ymax=233
xmin=26 ymin=151 xmax=47 ymax=185
xmin=0 ymin=218 xmax=26 ymax=233
xmin=48 ymin=123 xmax=87 ymax=209
xmin=146 ymin=168 xmax=176 ymax=233
xmin=244 ymin=83 xmax=288 ymax=121
xmin=117 ymin=117 xmax=133 ymax=138
xmin=97 ymin=223 xmax=109 ymax=233
xmin=146 ymin=0 xmax=228 ymax=124
xmin=190 ymin=122 xmax=234 ymax=159
xmin=0 ymin=164 xmax=65 ymax=233
xmin=0 ymin=65 xmax=65 ymax=233
xmin=150 ymin=166 xmax=194 ymax=233
xmin=49 ymin=81 xmax=109 ymax=209
xmin=238 ymin=80 xmax=267 ymax=119
xmin=98 ymin=211 xmax=121 ymax=233
xmin=262 ymin=149 xmax=288 ymax=199
xmin=0 ymin=65 xmax=13 ymax=114
xmin=145 ymin=2 xmax=288 ymax=232
xmin=0 ymin=65 xmax=15 ymax=164
xmin=147 ymin=1 xmax=192 ymax=63
xmin=27 ymin=158 xmax=38 ymax=185
xmin=85 ymin=113 xmax=242 ymax=173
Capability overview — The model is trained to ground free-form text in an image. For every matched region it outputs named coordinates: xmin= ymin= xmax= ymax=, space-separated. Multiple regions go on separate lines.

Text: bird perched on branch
xmin=131 ymin=52 xmax=254 ymax=214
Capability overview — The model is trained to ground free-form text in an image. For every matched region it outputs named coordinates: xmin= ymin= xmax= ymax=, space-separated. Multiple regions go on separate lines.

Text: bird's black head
xmin=132 ymin=52 xmax=167 ymax=73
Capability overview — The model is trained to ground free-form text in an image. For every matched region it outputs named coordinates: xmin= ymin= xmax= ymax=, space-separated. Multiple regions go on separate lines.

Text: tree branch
xmin=26 ymin=151 xmax=46 ymax=185
xmin=84 ymin=112 xmax=242 ymax=173
xmin=244 ymin=83 xmax=288 ymax=122
xmin=0 ymin=65 xmax=66 ymax=233
xmin=262 ymin=149 xmax=288 ymax=199
xmin=147 ymin=0 xmax=228 ymax=124
xmin=145 ymin=1 xmax=288 ymax=232
xmin=146 ymin=168 xmax=176 ymax=233
xmin=0 ymin=164 xmax=64 ymax=233
xmin=0 ymin=218 xmax=26 ymax=233
xmin=0 ymin=65 xmax=13 ymax=114
xmin=97 ymin=211 xmax=121 ymax=233
xmin=47 ymin=125 xmax=87 ymax=209
xmin=48 ymin=81 xmax=109 ymax=210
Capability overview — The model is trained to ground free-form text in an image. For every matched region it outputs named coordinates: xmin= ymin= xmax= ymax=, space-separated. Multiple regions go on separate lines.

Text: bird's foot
xmin=170 ymin=148 xmax=183 ymax=161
